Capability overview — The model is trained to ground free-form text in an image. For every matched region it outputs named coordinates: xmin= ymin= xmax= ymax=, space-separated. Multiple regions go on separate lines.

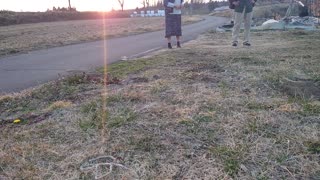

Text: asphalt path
xmin=0 ymin=16 xmax=228 ymax=94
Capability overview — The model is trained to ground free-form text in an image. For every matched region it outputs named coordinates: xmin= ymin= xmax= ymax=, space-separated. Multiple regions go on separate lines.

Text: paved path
xmin=0 ymin=16 xmax=228 ymax=94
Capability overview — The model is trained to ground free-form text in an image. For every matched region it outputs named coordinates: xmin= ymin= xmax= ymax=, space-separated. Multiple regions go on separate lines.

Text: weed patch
xmin=305 ymin=141 xmax=320 ymax=154
xmin=209 ymin=146 xmax=245 ymax=177
xmin=108 ymin=108 xmax=137 ymax=128
xmin=97 ymin=59 xmax=154 ymax=79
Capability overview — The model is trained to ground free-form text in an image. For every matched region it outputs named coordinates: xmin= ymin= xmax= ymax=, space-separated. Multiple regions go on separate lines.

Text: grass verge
xmin=0 ymin=30 xmax=320 ymax=179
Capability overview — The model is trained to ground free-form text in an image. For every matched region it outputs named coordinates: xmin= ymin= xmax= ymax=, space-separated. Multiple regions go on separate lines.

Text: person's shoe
xmin=243 ymin=42 xmax=251 ymax=47
xmin=232 ymin=41 xmax=238 ymax=47
xmin=177 ymin=41 xmax=181 ymax=48
xmin=168 ymin=43 xmax=173 ymax=49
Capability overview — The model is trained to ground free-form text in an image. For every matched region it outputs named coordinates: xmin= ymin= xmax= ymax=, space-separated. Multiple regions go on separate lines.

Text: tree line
xmin=63 ymin=0 xmax=228 ymax=12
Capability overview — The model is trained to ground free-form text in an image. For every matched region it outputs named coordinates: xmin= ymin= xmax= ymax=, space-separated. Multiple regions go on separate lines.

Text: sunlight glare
xmin=101 ymin=12 xmax=109 ymax=143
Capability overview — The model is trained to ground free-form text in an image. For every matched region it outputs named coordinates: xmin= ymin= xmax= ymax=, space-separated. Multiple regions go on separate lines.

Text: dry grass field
xmin=0 ymin=30 xmax=320 ymax=179
xmin=0 ymin=16 xmax=203 ymax=58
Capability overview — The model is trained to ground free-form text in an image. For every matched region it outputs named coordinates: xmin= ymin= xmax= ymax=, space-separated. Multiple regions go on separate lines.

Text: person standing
xmin=164 ymin=0 xmax=184 ymax=49
xmin=231 ymin=0 xmax=257 ymax=47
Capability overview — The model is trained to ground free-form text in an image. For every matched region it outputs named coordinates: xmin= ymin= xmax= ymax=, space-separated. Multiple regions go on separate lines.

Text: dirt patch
xmin=281 ymin=78 xmax=320 ymax=100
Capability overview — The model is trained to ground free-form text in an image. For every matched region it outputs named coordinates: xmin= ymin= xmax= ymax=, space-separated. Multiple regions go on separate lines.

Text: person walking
xmin=164 ymin=0 xmax=184 ymax=49
xmin=231 ymin=0 xmax=257 ymax=47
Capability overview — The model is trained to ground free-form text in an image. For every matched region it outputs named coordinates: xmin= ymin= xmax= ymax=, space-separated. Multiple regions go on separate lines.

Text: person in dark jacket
xmin=164 ymin=0 xmax=183 ymax=49
xmin=231 ymin=0 xmax=257 ymax=47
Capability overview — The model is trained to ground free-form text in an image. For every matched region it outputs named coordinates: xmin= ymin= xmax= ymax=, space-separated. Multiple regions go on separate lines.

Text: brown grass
xmin=210 ymin=3 xmax=290 ymax=20
xmin=0 ymin=30 xmax=320 ymax=179
xmin=0 ymin=15 xmax=204 ymax=58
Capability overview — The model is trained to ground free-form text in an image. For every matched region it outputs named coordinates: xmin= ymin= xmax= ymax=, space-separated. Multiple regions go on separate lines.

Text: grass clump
xmin=46 ymin=101 xmax=72 ymax=111
xmin=108 ymin=108 xmax=137 ymax=128
xmin=63 ymin=73 xmax=87 ymax=85
xmin=209 ymin=146 xmax=245 ymax=177
xmin=194 ymin=113 xmax=215 ymax=123
xmin=246 ymin=117 xmax=259 ymax=133
xmin=302 ymin=103 xmax=320 ymax=116
xmin=150 ymin=80 xmax=169 ymax=94
xmin=246 ymin=102 xmax=274 ymax=111
xmin=288 ymin=97 xmax=320 ymax=116
xmin=305 ymin=141 xmax=320 ymax=154
xmin=79 ymin=99 xmax=102 ymax=131
xmin=80 ymin=100 xmax=99 ymax=114
xmin=97 ymin=59 xmax=153 ymax=79
xmin=130 ymin=136 xmax=164 ymax=152
xmin=106 ymin=94 xmax=125 ymax=104
xmin=78 ymin=118 xmax=97 ymax=132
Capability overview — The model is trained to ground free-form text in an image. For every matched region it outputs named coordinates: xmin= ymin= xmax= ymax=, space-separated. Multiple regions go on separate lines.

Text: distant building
xmin=130 ymin=10 xmax=165 ymax=17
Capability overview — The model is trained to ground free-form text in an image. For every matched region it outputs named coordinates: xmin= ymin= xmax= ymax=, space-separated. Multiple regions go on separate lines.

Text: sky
xmin=0 ymin=0 xmax=144 ymax=12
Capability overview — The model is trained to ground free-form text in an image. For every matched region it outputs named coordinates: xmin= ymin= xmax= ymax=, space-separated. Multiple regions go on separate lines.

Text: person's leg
xmin=231 ymin=11 xmax=235 ymax=25
xmin=176 ymin=36 xmax=181 ymax=48
xmin=243 ymin=12 xmax=253 ymax=45
xmin=176 ymin=14 xmax=182 ymax=48
xmin=165 ymin=13 xmax=173 ymax=49
xmin=167 ymin=37 xmax=172 ymax=49
xmin=232 ymin=11 xmax=243 ymax=46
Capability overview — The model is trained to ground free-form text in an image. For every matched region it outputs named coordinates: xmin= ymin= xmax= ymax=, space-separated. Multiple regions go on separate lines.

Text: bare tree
xmin=118 ymin=0 xmax=125 ymax=11
xmin=155 ymin=0 xmax=163 ymax=8
xmin=146 ymin=0 xmax=151 ymax=8
xmin=141 ymin=0 xmax=151 ymax=11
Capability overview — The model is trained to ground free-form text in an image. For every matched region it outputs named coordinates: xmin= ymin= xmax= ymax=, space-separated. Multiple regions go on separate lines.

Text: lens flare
xmin=101 ymin=12 xmax=108 ymax=143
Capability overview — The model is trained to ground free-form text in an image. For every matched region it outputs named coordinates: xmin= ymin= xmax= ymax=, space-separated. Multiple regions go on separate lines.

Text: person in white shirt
xmin=164 ymin=0 xmax=184 ymax=49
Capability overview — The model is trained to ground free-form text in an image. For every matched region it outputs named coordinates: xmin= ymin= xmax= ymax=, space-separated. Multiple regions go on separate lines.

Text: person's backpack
xmin=165 ymin=7 xmax=174 ymax=13
xmin=229 ymin=0 xmax=257 ymax=9
xmin=229 ymin=0 xmax=236 ymax=9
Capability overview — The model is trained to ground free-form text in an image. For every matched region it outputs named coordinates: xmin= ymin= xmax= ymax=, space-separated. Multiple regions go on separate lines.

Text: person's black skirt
xmin=165 ymin=14 xmax=182 ymax=38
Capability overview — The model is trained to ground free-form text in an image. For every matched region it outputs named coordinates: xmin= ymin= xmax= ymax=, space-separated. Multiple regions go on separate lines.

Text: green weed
xmin=305 ymin=141 xmax=320 ymax=154
xmin=97 ymin=59 xmax=153 ymax=79
xmin=64 ymin=74 xmax=87 ymax=85
xmin=275 ymin=153 xmax=289 ymax=164
xmin=150 ymin=81 xmax=169 ymax=94
xmin=108 ymin=108 xmax=137 ymax=128
xmin=218 ymin=81 xmax=229 ymax=97
xmin=209 ymin=146 xmax=244 ymax=177
xmin=247 ymin=102 xmax=273 ymax=111
xmin=79 ymin=119 xmax=97 ymax=132
xmin=288 ymin=97 xmax=320 ymax=116
xmin=194 ymin=114 xmax=214 ymax=123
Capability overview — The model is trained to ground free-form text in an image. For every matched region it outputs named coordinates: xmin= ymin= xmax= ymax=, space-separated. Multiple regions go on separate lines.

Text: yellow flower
xmin=13 ymin=119 xmax=21 ymax=124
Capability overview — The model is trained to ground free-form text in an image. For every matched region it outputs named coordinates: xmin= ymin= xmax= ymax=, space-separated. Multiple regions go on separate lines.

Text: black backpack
xmin=229 ymin=0 xmax=236 ymax=9
xmin=229 ymin=0 xmax=257 ymax=9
